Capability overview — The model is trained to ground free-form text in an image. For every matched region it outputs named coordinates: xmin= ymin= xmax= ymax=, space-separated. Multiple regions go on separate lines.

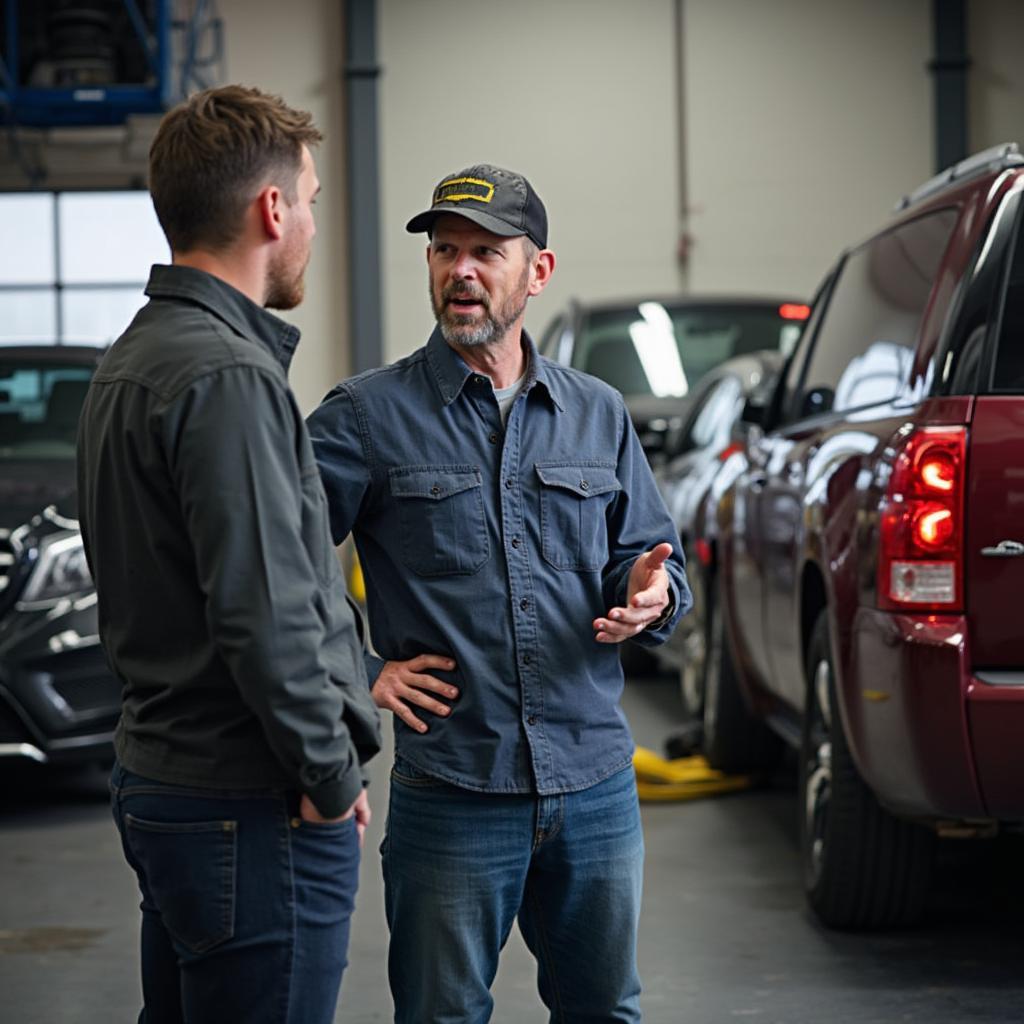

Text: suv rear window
xmin=992 ymin=208 xmax=1024 ymax=392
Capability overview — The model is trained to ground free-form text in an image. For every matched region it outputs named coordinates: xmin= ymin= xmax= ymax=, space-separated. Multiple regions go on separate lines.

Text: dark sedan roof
xmin=0 ymin=344 xmax=106 ymax=364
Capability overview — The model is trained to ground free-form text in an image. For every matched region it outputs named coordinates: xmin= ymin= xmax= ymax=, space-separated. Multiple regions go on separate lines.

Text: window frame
xmin=0 ymin=188 xmax=161 ymax=345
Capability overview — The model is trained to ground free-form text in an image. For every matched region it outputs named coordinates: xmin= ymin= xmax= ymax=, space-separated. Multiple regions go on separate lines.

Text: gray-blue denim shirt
xmin=307 ymin=328 xmax=691 ymax=794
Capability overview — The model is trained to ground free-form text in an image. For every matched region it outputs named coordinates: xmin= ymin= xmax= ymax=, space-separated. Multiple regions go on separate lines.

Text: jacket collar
xmin=424 ymin=327 xmax=564 ymax=412
xmin=145 ymin=264 xmax=301 ymax=371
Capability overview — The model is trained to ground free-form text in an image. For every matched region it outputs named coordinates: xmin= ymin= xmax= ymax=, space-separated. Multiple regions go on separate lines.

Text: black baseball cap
xmin=406 ymin=163 xmax=548 ymax=249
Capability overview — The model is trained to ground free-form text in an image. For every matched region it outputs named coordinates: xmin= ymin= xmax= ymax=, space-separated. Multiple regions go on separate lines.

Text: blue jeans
xmin=109 ymin=761 xmax=360 ymax=1024
xmin=382 ymin=761 xmax=644 ymax=1023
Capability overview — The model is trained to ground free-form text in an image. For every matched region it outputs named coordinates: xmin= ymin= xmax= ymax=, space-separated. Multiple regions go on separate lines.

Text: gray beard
xmin=438 ymin=311 xmax=502 ymax=347
xmin=431 ymin=273 xmax=528 ymax=349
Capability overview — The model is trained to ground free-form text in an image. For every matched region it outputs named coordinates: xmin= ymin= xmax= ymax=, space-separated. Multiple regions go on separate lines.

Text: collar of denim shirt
xmin=423 ymin=327 xmax=565 ymax=413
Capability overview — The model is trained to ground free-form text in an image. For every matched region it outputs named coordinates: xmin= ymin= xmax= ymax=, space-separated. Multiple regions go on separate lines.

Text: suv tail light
xmin=878 ymin=426 xmax=966 ymax=611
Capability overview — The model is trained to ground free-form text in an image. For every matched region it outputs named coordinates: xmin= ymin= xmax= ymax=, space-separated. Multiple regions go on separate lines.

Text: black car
xmin=0 ymin=345 xmax=119 ymax=767
xmin=652 ymin=350 xmax=784 ymax=710
xmin=536 ymin=295 xmax=808 ymax=456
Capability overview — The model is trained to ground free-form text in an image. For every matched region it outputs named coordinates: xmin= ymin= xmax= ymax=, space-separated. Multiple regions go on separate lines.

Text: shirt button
xmin=488 ymin=432 xmax=499 ymax=444
xmin=522 ymin=654 xmax=532 ymax=665
xmin=526 ymin=715 xmax=537 ymax=726
xmin=511 ymin=537 xmax=521 ymax=549
xmin=505 ymin=479 xmax=513 ymax=489
xmin=474 ymin=375 xmax=487 ymax=385
xmin=520 ymin=598 xmax=529 ymax=611
xmin=580 ymin=479 xmax=590 ymax=491
xmin=430 ymin=484 xmax=441 ymax=495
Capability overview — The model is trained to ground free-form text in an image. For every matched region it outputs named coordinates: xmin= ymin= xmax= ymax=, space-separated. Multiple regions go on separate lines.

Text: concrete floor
xmin=3 ymin=675 xmax=1024 ymax=1023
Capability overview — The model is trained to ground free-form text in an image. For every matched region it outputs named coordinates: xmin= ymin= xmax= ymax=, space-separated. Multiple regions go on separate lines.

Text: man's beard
xmin=265 ymin=243 xmax=308 ymax=311
xmin=431 ymin=268 xmax=529 ymax=348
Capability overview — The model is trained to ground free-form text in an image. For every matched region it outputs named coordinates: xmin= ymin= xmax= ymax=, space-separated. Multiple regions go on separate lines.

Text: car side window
xmin=992 ymin=204 xmax=1024 ymax=392
xmin=774 ymin=269 xmax=836 ymax=426
xmin=796 ymin=209 xmax=958 ymax=417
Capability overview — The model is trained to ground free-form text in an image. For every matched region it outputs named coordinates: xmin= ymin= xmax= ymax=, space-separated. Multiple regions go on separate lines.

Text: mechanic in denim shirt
xmin=307 ymin=164 xmax=690 ymax=1023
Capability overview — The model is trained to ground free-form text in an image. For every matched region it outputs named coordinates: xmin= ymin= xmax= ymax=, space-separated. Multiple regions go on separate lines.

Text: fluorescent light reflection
xmin=629 ymin=302 xmax=689 ymax=397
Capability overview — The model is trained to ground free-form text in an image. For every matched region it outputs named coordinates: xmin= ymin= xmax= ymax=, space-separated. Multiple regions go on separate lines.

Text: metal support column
xmin=344 ymin=0 xmax=383 ymax=375
xmin=930 ymin=0 xmax=970 ymax=172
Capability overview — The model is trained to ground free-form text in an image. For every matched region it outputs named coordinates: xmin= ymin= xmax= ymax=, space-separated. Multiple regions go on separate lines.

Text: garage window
xmin=0 ymin=191 xmax=167 ymax=345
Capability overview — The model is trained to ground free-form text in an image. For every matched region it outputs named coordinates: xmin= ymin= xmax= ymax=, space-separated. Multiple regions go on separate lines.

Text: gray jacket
xmin=77 ymin=264 xmax=380 ymax=817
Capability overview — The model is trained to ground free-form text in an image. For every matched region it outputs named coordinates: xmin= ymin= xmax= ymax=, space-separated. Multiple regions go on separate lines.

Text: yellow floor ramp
xmin=633 ymin=746 xmax=753 ymax=802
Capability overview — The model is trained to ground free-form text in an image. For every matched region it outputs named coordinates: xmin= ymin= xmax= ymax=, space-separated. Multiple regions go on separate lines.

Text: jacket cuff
xmin=365 ymin=650 xmax=386 ymax=687
xmin=306 ymin=764 xmax=364 ymax=819
xmin=647 ymin=583 xmax=678 ymax=632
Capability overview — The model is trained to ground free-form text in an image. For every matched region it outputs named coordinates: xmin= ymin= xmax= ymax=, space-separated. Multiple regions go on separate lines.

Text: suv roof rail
xmin=895 ymin=142 xmax=1024 ymax=211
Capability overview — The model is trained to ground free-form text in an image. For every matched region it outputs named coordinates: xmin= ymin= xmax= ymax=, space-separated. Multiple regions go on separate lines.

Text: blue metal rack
xmin=0 ymin=1 xmax=175 ymax=127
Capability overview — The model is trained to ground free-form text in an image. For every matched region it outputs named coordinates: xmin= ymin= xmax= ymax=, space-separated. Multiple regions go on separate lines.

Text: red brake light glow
xmin=779 ymin=303 xmax=811 ymax=321
xmin=878 ymin=426 xmax=966 ymax=611
xmin=913 ymin=505 xmax=953 ymax=549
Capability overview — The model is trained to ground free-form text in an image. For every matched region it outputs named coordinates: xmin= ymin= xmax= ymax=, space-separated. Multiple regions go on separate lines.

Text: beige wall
xmin=219 ymin=0 xmax=349 ymax=413
xmin=681 ymin=0 xmax=932 ymax=299
xmin=377 ymin=0 xmax=683 ymax=362
xmin=970 ymin=0 xmax=1024 ymax=152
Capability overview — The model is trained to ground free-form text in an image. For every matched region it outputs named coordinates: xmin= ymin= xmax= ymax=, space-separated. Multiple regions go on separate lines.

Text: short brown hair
xmin=148 ymin=85 xmax=323 ymax=254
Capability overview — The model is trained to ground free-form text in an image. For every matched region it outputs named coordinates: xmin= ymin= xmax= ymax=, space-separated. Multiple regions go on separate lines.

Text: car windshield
xmin=0 ymin=361 xmax=94 ymax=460
xmin=574 ymin=302 xmax=803 ymax=398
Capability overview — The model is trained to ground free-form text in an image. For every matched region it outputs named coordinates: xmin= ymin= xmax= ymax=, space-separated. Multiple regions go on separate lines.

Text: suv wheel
xmin=801 ymin=611 xmax=933 ymax=928
xmin=702 ymin=577 xmax=781 ymax=773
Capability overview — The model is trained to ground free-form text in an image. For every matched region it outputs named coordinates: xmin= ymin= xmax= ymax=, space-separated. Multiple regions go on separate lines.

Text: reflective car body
xmin=0 ymin=345 xmax=118 ymax=766
xmin=651 ymin=350 xmax=784 ymax=711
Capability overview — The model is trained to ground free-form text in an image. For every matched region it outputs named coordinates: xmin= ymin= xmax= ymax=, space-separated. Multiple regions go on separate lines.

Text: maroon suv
xmin=706 ymin=143 xmax=1024 ymax=929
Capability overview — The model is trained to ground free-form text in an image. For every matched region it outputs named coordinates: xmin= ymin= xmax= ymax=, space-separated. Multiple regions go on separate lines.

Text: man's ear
xmin=528 ymin=249 xmax=556 ymax=297
xmin=257 ymin=185 xmax=285 ymax=241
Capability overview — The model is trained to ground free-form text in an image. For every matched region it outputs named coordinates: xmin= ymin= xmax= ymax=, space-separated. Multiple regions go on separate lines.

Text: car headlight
xmin=20 ymin=531 xmax=93 ymax=605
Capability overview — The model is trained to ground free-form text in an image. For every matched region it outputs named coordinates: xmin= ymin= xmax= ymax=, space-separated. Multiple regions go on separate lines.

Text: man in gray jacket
xmin=76 ymin=85 xmax=380 ymax=1024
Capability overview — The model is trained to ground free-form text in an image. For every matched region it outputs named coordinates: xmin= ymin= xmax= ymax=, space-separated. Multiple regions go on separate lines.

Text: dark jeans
xmin=110 ymin=761 xmax=360 ymax=1024
xmin=383 ymin=761 xmax=644 ymax=1023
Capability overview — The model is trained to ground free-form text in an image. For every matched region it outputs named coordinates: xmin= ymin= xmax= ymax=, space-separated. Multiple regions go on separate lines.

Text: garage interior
xmin=3 ymin=2 xmax=1024 ymax=1022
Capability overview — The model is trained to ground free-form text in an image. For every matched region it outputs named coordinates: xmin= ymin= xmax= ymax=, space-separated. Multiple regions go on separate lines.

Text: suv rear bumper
xmin=845 ymin=609 xmax=1024 ymax=823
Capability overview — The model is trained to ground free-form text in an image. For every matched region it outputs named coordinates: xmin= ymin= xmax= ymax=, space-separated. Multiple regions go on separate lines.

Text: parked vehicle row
xmin=694 ymin=142 xmax=1024 ymax=929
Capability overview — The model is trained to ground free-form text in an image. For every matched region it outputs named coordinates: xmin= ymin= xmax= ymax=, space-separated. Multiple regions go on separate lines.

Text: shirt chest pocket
xmin=535 ymin=462 xmax=621 ymax=571
xmin=389 ymin=465 xmax=489 ymax=577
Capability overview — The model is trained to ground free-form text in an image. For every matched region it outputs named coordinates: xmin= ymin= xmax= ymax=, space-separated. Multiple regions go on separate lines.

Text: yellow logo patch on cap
xmin=433 ymin=176 xmax=495 ymax=206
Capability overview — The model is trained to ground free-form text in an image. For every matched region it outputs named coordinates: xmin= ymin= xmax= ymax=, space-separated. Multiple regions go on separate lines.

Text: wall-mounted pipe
xmin=343 ymin=0 xmax=383 ymax=374
xmin=930 ymin=0 xmax=970 ymax=172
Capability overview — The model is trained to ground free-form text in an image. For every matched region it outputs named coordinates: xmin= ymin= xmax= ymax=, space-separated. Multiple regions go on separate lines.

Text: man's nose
xmin=450 ymin=251 xmax=478 ymax=279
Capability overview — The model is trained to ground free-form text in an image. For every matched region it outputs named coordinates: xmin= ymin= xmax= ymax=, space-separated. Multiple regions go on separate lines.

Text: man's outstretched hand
xmin=592 ymin=542 xmax=673 ymax=643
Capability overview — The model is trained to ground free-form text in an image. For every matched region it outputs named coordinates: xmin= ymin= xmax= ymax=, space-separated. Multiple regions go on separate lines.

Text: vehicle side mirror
xmin=799 ymin=386 xmax=834 ymax=419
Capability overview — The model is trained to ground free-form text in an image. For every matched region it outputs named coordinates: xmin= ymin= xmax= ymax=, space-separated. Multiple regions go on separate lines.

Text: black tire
xmin=800 ymin=611 xmax=933 ymax=929
xmin=701 ymin=577 xmax=781 ymax=773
